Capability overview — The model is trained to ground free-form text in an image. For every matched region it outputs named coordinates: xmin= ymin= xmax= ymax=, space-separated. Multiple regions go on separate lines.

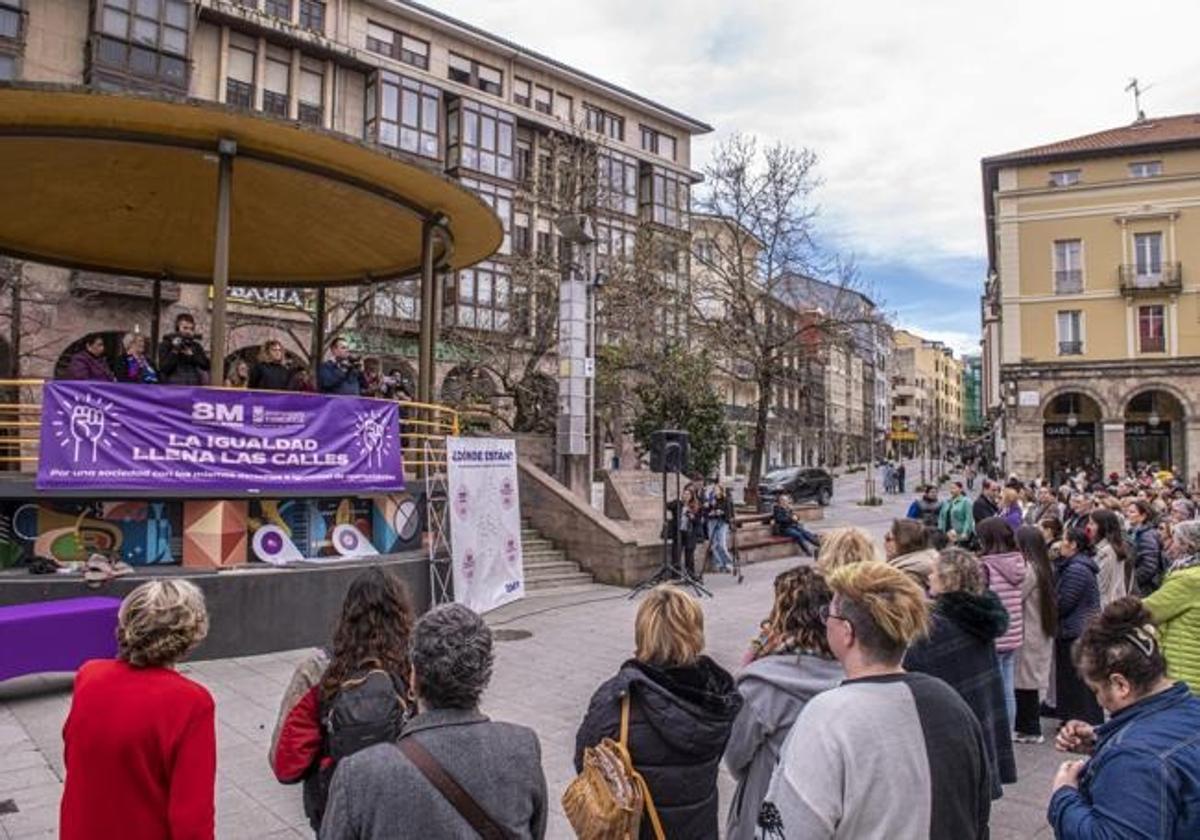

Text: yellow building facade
xmin=890 ymin=329 xmax=963 ymax=458
xmin=982 ymin=115 xmax=1200 ymax=483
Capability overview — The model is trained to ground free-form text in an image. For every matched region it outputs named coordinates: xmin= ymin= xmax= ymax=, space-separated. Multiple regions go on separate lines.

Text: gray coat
xmin=319 ymin=708 xmax=547 ymax=840
xmin=723 ymin=653 xmax=843 ymax=840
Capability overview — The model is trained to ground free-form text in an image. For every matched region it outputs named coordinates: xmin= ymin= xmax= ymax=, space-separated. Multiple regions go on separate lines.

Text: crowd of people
xmin=54 ymin=457 xmax=1200 ymax=839
xmin=59 ymin=315 xmax=412 ymax=400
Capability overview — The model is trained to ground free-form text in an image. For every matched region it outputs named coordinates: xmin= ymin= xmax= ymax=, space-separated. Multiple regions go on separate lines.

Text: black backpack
xmin=303 ymin=670 xmax=410 ymax=830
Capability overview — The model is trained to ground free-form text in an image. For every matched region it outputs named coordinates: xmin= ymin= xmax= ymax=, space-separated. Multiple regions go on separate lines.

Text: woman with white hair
xmin=60 ymin=579 xmax=214 ymax=840
xmin=1144 ymin=519 xmax=1200 ymax=695
xmin=115 ymin=332 xmax=159 ymax=384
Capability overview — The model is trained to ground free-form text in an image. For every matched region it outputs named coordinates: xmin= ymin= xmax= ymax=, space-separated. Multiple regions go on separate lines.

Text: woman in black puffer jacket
xmin=574 ymin=586 xmax=742 ymax=839
xmin=905 ymin=548 xmax=1016 ymax=800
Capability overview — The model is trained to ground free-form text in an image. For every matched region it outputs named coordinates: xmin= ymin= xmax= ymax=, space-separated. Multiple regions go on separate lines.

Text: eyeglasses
xmin=818 ymin=605 xmax=851 ymax=627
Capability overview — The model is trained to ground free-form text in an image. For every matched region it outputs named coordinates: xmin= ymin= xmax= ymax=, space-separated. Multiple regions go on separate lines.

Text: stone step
xmin=526 ymin=571 xmax=597 ymax=590
xmin=521 ymin=539 xmax=556 ymax=551
xmin=521 ymin=582 xmax=611 ymax=598
xmin=523 ymin=560 xmax=577 ymax=576
xmin=523 ymin=549 xmax=566 ymax=560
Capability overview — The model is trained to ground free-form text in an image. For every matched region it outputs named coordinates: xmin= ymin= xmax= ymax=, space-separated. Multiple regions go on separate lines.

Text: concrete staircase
xmin=521 ymin=520 xmax=595 ymax=592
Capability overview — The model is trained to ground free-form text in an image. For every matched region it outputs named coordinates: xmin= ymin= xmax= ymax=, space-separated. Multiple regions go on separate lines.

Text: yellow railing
xmin=0 ymin=380 xmax=459 ymax=476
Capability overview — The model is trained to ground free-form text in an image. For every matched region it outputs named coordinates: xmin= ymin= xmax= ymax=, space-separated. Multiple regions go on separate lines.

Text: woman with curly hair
xmin=725 ymin=567 xmax=842 ymax=840
xmin=271 ymin=567 xmax=416 ymax=832
xmin=60 ymin=579 xmax=214 ymax=840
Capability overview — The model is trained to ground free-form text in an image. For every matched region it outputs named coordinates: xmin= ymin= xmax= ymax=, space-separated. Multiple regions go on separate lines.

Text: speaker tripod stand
xmin=629 ymin=446 xmax=711 ymax=599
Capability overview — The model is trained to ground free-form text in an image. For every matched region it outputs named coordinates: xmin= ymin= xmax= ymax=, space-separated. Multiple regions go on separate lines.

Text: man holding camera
xmin=319 ymin=337 xmax=367 ymax=396
xmin=158 ymin=313 xmax=210 ymax=386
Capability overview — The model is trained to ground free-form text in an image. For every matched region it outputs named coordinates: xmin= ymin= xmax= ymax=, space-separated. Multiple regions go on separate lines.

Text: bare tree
xmin=690 ymin=134 xmax=882 ymax=498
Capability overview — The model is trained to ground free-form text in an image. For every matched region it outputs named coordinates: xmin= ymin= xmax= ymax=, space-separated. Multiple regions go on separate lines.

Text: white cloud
xmin=895 ymin=323 xmax=980 ymax=359
xmin=436 ymin=0 xmax=1200 ymax=265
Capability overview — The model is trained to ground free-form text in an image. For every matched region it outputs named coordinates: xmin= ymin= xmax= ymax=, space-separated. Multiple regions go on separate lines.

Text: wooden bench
xmin=729 ymin=503 xmax=822 ymax=566
xmin=0 ymin=596 xmax=121 ymax=682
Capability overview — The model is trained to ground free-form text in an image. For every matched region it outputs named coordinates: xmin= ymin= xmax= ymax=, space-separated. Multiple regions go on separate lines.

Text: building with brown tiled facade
xmin=0 ymin=0 xmax=708 ymax=428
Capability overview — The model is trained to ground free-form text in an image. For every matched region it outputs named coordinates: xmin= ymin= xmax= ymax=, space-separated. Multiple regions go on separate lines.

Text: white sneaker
xmin=1013 ymin=732 xmax=1045 ymax=744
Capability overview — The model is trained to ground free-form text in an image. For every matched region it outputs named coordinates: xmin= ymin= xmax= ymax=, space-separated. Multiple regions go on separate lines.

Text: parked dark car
xmin=758 ymin=466 xmax=834 ymax=507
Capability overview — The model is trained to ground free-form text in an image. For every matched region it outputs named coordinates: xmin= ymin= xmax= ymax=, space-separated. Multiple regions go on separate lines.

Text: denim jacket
xmin=1048 ymin=681 xmax=1200 ymax=839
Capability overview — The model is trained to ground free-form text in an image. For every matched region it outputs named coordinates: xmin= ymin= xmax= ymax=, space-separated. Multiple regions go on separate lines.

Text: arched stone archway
xmin=53 ymin=330 xmax=127 ymax=380
xmin=1038 ymin=383 xmax=1116 ymax=422
xmin=1123 ymin=388 xmax=1187 ymax=474
xmin=1041 ymin=391 xmax=1104 ymax=486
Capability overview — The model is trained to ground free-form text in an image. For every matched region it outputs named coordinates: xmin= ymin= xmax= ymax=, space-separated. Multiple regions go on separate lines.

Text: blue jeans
xmin=709 ymin=521 xmax=734 ymax=570
xmin=998 ymin=649 xmax=1016 ymax=733
xmin=783 ymin=525 xmax=820 ymax=555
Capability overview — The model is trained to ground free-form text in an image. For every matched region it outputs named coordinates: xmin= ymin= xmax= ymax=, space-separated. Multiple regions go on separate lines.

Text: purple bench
xmin=0 ymin=597 xmax=121 ymax=682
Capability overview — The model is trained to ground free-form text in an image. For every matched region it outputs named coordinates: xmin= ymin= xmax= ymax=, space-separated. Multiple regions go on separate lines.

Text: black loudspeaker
xmin=649 ymin=429 xmax=690 ymax=473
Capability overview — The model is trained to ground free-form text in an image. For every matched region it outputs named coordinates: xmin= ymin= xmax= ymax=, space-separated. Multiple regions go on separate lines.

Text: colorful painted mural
xmin=0 ymin=494 xmax=418 ymax=569
xmin=0 ymin=500 xmax=180 ymax=567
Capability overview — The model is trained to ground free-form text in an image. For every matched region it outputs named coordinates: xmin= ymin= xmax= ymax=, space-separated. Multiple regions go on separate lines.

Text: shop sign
xmin=227 ymin=286 xmax=311 ymax=311
xmin=1125 ymin=422 xmax=1171 ymax=437
xmin=1043 ymin=422 xmax=1095 ymax=438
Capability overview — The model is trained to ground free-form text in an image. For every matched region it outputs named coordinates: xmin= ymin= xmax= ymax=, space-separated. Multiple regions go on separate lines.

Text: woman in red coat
xmin=61 ymin=579 xmax=215 ymax=840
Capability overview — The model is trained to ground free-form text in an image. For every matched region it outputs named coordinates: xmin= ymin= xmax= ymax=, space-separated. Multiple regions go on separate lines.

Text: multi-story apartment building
xmin=890 ymin=329 xmax=962 ymax=459
xmin=689 ymin=214 xmax=826 ymax=476
xmin=982 ymin=115 xmax=1200 ymax=483
xmin=776 ymin=275 xmax=886 ymax=466
xmin=1 ymin=0 xmax=708 ymax=426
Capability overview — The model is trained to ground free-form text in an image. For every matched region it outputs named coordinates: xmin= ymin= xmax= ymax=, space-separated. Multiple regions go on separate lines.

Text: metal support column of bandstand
xmin=209 ymin=138 xmax=236 ymax=386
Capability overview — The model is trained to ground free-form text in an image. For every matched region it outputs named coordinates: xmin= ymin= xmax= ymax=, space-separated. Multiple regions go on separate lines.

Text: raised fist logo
xmin=69 ymin=404 xmax=106 ymax=462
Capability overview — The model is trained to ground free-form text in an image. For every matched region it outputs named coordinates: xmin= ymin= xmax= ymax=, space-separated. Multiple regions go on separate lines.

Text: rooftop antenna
xmin=1125 ymin=78 xmax=1151 ymax=122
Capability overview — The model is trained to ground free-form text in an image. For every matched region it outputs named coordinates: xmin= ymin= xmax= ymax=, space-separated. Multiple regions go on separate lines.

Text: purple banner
xmin=37 ymin=382 xmax=404 ymax=493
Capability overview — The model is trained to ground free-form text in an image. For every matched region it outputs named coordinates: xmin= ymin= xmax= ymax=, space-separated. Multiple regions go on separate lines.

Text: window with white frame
xmin=1134 ymin=232 xmax=1163 ymax=279
xmin=447 ymin=52 xmax=502 ymax=97
xmin=1056 ymin=310 xmax=1083 ymax=355
xmin=1138 ymin=305 xmax=1165 ymax=353
xmin=1050 ymin=169 xmax=1081 ymax=187
xmin=1129 ymin=160 xmax=1162 ymax=179
xmin=93 ymin=0 xmax=189 ymax=91
xmin=512 ymin=76 xmax=530 ymax=108
xmin=533 ymin=84 xmax=552 ymax=115
xmin=365 ymin=21 xmax=428 ymax=70
xmin=263 ymin=50 xmax=291 ymax=117
xmin=1053 ymin=239 xmax=1082 ymax=293
xmin=225 ymin=34 xmax=256 ymax=108
xmin=640 ymin=125 xmax=677 ymax=161
xmin=298 ymin=59 xmax=323 ymax=125
xmin=367 ymin=71 xmax=440 ymax=159
xmin=446 ymin=98 xmax=515 ymax=179
xmin=459 ymin=177 xmax=512 ymax=256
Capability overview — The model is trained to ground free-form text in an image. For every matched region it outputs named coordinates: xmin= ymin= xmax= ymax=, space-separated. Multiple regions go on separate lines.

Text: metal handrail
xmin=0 ymin=380 xmax=460 ymax=476
xmin=1117 ymin=263 xmax=1183 ymax=293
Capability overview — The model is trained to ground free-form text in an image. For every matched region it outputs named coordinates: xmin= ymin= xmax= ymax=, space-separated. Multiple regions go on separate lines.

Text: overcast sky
xmin=434 ymin=0 xmax=1200 ymax=355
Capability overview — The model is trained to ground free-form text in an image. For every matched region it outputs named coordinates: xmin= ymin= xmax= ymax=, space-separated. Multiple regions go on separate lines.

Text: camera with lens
xmin=345 ymin=354 xmax=364 ymax=369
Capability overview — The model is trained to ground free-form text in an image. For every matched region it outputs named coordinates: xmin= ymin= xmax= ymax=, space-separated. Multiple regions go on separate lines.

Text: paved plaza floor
xmin=1 ymin=462 xmax=1058 ymax=838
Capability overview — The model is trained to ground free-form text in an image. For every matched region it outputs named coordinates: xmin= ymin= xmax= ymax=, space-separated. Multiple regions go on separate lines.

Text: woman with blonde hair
xmin=115 ymin=332 xmax=158 ymax=384
xmin=814 ymin=526 xmax=880 ymax=575
xmin=575 ymin=586 xmax=742 ymax=839
xmin=61 ymin=580 xmax=214 ymax=840
xmin=224 ymin=357 xmax=250 ymax=388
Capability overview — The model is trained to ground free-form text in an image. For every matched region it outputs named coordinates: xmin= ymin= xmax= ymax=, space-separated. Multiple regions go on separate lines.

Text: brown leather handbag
xmin=562 ymin=693 xmax=665 ymax=840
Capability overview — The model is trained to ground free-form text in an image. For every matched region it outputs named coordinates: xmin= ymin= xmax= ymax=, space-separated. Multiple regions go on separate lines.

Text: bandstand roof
xmin=0 ymin=83 xmax=502 ymax=287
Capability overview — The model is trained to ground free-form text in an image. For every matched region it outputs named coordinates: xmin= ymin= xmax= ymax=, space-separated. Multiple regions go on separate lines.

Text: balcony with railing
xmin=1058 ymin=340 xmax=1083 ymax=356
xmin=1118 ymin=263 xmax=1182 ymax=296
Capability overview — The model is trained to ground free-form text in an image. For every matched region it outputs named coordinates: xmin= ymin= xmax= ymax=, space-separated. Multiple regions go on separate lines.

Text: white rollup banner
xmin=445 ymin=437 xmax=525 ymax=613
